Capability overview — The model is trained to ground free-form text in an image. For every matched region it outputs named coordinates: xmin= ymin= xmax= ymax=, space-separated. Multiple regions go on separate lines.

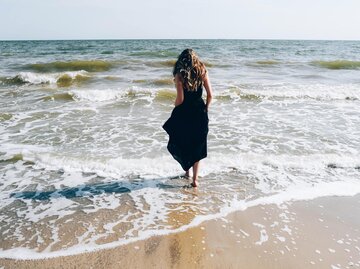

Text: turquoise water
xmin=0 ymin=40 xmax=360 ymax=258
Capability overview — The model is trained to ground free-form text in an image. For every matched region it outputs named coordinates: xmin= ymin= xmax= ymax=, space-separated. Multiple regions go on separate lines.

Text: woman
xmin=163 ymin=49 xmax=213 ymax=187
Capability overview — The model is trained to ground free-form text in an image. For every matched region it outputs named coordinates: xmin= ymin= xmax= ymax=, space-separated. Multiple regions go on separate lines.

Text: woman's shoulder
xmin=202 ymin=70 xmax=209 ymax=80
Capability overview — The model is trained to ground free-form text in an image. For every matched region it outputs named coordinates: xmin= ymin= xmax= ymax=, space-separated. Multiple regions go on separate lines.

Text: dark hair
xmin=173 ymin=49 xmax=207 ymax=91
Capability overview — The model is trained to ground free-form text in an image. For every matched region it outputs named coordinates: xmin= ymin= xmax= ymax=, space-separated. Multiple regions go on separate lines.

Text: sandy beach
xmin=1 ymin=39 xmax=360 ymax=267
xmin=1 ymin=194 xmax=359 ymax=269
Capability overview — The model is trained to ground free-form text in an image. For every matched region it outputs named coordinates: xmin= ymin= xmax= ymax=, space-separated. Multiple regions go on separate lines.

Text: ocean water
xmin=0 ymin=39 xmax=360 ymax=259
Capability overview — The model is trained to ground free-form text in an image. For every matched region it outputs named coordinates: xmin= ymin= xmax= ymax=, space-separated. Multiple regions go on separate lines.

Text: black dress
xmin=162 ymin=84 xmax=209 ymax=171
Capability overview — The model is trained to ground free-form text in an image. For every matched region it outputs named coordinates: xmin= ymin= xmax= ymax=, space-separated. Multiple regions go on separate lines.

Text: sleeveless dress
xmin=162 ymin=83 xmax=209 ymax=171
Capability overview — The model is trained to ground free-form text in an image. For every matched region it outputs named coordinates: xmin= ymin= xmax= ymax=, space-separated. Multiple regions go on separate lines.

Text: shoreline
xmin=1 ymin=194 xmax=359 ymax=269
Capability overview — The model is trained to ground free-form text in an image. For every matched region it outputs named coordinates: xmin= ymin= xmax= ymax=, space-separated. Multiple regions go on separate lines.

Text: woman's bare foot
xmin=192 ymin=162 xmax=199 ymax=187
xmin=191 ymin=180 xmax=198 ymax=187
xmin=184 ymin=170 xmax=190 ymax=178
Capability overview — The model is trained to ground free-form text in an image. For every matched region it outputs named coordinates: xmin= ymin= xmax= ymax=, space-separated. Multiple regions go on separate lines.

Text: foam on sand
xmin=0 ymin=142 xmax=359 ymax=260
xmin=0 ymin=179 xmax=359 ymax=260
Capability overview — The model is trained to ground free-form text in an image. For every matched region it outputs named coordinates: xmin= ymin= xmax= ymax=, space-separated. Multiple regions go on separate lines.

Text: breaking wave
xmin=221 ymin=83 xmax=360 ymax=101
xmin=0 ymin=71 xmax=90 ymax=86
xmin=39 ymin=83 xmax=360 ymax=104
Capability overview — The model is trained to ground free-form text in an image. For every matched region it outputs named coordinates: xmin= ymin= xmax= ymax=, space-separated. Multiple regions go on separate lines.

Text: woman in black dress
xmin=163 ymin=49 xmax=213 ymax=187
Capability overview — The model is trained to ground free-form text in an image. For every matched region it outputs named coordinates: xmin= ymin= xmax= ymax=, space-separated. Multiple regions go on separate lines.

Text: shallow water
xmin=0 ymin=39 xmax=360 ymax=259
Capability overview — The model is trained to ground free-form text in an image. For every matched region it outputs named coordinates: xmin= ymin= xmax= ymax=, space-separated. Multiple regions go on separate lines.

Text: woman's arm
xmin=174 ymin=74 xmax=184 ymax=107
xmin=203 ymin=72 xmax=213 ymax=111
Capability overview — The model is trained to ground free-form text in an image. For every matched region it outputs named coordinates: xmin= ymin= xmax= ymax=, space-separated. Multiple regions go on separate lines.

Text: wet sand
xmin=1 ymin=194 xmax=359 ymax=269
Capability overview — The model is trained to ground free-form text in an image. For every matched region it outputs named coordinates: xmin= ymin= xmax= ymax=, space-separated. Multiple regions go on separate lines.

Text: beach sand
xmin=1 ymin=194 xmax=359 ymax=269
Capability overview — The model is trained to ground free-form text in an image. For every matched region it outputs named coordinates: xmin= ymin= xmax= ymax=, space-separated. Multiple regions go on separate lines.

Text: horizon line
xmin=1 ymin=38 xmax=360 ymax=42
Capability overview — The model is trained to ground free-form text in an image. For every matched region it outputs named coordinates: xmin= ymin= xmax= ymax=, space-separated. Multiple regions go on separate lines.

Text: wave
xmin=216 ymin=87 xmax=262 ymax=101
xmin=0 ymin=153 xmax=23 ymax=163
xmin=154 ymin=89 xmax=177 ymax=100
xmin=145 ymin=60 xmax=214 ymax=68
xmin=41 ymin=93 xmax=75 ymax=102
xmin=40 ymin=88 xmax=168 ymax=103
xmin=56 ymin=45 xmax=93 ymax=52
xmin=0 ymin=75 xmax=27 ymax=86
xmin=61 ymin=87 xmax=176 ymax=103
xmin=0 ymin=153 xmax=35 ymax=165
xmin=68 ymin=87 xmax=155 ymax=102
xmin=0 ymin=113 xmax=13 ymax=121
xmin=2 ymin=143 xmax=360 ymax=182
xmin=0 ymin=144 xmax=51 ymax=165
xmin=221 ymin=83 xmax=360 ymax=101
xmin=1 ymin=143 xmax=360 ymax=259
xmin=133 ymin=78 xmax=174 ymax=86
xmin=56 ymin=72 xmax=91 ymax=87
xmin=255 ymin=60 xmax=280 ymax=65
xmin=145 ymin=59 xmax=176 ymax=68
xmin=312 ymin=60 xmax=360 ymax=70
xmin=68 ymin=89 xmax=126 ymax=102
xmin=0 ymin=71 xmax=91 ymax=87
xmin=152 ymin=78 xmax=173 ymax=86
xmin=26 ymin=60 xmax=113 ymax=72
xmin=40 ymin=82 xmax=360 ymax=104
xmin=129 ymin=50 xmax=179 ymax=58
xmin=244 ymin=60 xmax=282 ymax=68
xmin=102 ymin=75 xmax=123 ymax=81
xmin=1 ymin=52 xmax=13 ymax=56
xmin=101 ymin=50 xmax=114 ymax=55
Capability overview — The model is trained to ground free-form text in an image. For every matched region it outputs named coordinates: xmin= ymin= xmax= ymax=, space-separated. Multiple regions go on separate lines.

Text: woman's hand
xmin=203 ymin=73 xmax=213 ymax=111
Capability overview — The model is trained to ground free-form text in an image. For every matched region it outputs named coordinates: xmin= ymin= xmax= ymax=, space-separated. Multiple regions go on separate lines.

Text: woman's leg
xmin=192 ymin=161 xmax=200 ymax=187
xmin=185 ymin=170 xmax=190 ymax=178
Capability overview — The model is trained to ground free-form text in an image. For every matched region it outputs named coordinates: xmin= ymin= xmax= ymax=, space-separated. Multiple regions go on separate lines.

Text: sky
xmin=1 ymin=0 xmax=360 ymax=40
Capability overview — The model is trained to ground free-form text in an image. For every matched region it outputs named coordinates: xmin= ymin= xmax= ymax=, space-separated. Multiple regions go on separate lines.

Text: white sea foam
xmin=2 ymin=143 xmax=359 ymax=183
xmin=68 ymin=87 xmax=156 ymax=102
xmin=0 ymin=180 xmax=359 ymax=260
xmin=13 ymin=71 xmax=89 ymax=85
xmin=18 ymin=72 xmax=57 ymax=84
xmin=67 ymin=83 xmax=360 ymax=104
xmin=226 ymin=83 xmax=360 ymax=101
xmin=0 ymin=142 xmax=359 ymax=259
xmin=69 ymin=89 xmax=125 ymax=102
xmin=0 ymin=143 xmax=52 ymax=161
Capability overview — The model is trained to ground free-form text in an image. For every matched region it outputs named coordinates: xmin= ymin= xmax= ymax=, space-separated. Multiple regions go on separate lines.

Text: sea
xmin=0 ymin=39 xmax=359 ymax=259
